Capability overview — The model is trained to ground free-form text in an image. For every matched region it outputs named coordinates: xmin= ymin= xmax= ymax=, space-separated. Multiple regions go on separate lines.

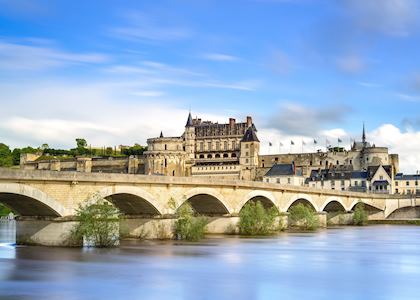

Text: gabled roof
xmin=367 ymin=165 xmax=392 ymax=180
xmin=265 ymin=164 xmax=296 ymax=176
xmin=241 ymin=126 xmax=260 ymax=142
xmin=351 ymin=171 xmax=368 ymax=179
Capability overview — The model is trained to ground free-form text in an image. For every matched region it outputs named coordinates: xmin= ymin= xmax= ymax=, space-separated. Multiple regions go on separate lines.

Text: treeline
xmin=0 ymin=138 xmax=148 ymax=167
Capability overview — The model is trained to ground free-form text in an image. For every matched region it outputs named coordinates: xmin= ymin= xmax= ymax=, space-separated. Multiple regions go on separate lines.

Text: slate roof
xmin=265 ymin=164 xmax=297 ymax=176
xmin=395 ymin=173 xmax=420 ymax=180
xmin=186 ymin=112 xmax=193 ymax=127
xmin=241 ymin=126 xmax=260 ymax=142
xmin=367 ymin=165 xmax=392 ymax=180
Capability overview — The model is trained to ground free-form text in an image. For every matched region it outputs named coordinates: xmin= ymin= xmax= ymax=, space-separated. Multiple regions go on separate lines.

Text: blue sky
xmin=1 ymin=0 xmax=420 ymax=172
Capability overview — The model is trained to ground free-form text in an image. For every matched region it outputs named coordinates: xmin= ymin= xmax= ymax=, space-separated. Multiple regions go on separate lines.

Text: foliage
xmin=76 ymin=138 xmax=87 ymax=149
xmin=0 ymin=203 xmax=13 ymax=216
xmin=238 ymin=201 xmax=279 ymax=235
xmin=0 ymin=143 xmax=13 ymax=167
xmin=353 ymin=203 xmax=369 ymax=226
xmin=71 ymin=193 xmax=121 ymax=247
xmin=174 ymin=202 xmax=207 ymax=241
xmin=288 ymin=203 xmax=319 ymax=230
xmin=122 ymin=144 xmax=148 ymax=156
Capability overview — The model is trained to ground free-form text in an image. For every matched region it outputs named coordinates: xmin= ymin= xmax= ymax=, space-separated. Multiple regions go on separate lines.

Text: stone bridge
xmin=0 ymin=169 xmax=418 ymax=245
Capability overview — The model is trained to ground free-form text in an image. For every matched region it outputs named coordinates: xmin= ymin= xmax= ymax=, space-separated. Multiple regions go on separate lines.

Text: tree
xmin=76 ymin=138 xmax=87 ymax=149
xmin=0 ymin=143 xmax=13 ymax=167
xmin=288 ymin=203 xmax=319 ymax=230
xmin=353 ymin=203 xmax=368 ymax=226
xmin=238 ymin=201 xmax=278 ymax=235
xmin=41 ymin=143 xmax=49 ymax=150
xmin=71 ymin=193 xmax=121 ymax=247
xmin=174 ymin=202 xmax=207 ymax=241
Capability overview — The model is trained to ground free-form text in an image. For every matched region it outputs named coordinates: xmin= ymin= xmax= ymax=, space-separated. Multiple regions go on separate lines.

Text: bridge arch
xmin=180 ymin=187 xmax=231 ymax=215
xmin=320 ymin=197 xmax=346 ymax=212
xmin=97 ymin=186 xmax=163 ymax=216
xmin=239 ymin=190 xmax=278 ymax=212
xmin=0 ymin=183 xmax=67 ymax=217
xmin=349 ymin=199 xmax=383 ymax=213
xmin=284 ymin=194 xmax=318 ymax=212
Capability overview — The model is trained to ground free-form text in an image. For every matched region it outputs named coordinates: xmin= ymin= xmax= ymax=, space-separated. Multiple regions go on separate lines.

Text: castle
xmin=144 ymin=113 xmax=260 ymax=180
xmin=21 ymin=113 xmax=399 ymax=185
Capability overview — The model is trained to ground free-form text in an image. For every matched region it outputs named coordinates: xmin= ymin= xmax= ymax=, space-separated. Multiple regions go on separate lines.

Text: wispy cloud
xmin=0 ymin=39 xmax=109 ymax=71
xmin=266 ymin=102 xmax=351 ymax=136
xmin=201 ymin=53 xmax=239 ymax=62
xmin=111 ymin=12 xmax=192 ymax=43
xmin=357 ymin=81 xmax=383 ymax=88
xmin=336 ymin=55 xmax=365 ymax=73
xmin=343 ymin=0 xmax=419 ymax=37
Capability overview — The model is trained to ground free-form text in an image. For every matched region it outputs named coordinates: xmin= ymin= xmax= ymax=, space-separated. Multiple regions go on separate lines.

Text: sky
xmin=0 ymin=0 xmax=420 ymax=173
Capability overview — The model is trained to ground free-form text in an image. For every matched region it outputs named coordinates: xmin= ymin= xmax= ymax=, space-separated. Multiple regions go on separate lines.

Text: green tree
xmin=238 ymin=201 xmax=279 ymax=235
xmin=353 ymin=203 xmax=369 ymax=226
xmin=0 ymin=143 xmax=13 ymax=167
xmin=174 ymin=202 xmax=207 ymax=241
xmin=289 ymin=203 xmax=319 ymax=230
xmin=71 ymin=193 xmax=121 ymax=247
xmin=76 ymin=138 xmax=87 ymax=149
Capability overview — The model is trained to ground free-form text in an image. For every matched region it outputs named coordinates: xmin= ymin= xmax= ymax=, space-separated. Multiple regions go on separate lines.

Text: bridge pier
xmin=16 ymin=217 xmax=79 ymax=246
xmin=326 ymin=212 xmax=354 ymax=226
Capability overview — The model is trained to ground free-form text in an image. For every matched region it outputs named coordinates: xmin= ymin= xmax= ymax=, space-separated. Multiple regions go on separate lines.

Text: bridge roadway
xmin=0 ymin=168 xmax=418 ymax=245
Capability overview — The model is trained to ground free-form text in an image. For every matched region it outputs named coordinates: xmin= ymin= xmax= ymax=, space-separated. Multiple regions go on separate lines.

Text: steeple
xmin=186 ymin=111 xmax=193 ymax=127
xmin=362 ymin=123 xmax=366 ymax=145
xmin=159 ymin=131 xmax=164 ymax=138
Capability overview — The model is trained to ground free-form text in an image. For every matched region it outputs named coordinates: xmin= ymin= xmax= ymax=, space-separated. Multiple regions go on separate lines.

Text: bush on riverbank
xmin=71 ymin=193 xmax=121 ymax=247
xmin=174 ymin=202 xmax=207 ymax=241
xmin=288 ymin=203 xmax=319 ymax=230
xmin=238 ymin=201 xmax=279 ymax=235
xmin=353 ymin=203 xmax=368 ymax=226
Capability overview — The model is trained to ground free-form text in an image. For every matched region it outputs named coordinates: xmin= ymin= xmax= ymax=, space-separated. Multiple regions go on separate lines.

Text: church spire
xmin=186 ymin=111 xmax=193 ymax=127
xmin=362 ymin=123 xmax=366 ymax=145
xmin=159 ymin=131 xmax=164 ymax=138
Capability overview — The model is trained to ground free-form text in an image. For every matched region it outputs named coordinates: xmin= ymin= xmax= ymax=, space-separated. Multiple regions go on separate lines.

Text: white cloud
xmin=370 ymin=124 xmax=420 ymax=173
xmin=201 ymin=53 xmax=239 ymax=62
xmin=0 ymin=40 xmax=109 ymax=71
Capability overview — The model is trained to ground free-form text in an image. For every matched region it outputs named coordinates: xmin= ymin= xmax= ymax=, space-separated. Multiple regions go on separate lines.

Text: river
xmin=1 ymin=222 xmax=420 ymax=300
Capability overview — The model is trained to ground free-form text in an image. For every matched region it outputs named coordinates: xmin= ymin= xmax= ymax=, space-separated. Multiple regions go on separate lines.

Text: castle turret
xmin=240 ymin=125 xmax=260 ymax=180
xmin=184 ymin=111 xmax=196 ymax=162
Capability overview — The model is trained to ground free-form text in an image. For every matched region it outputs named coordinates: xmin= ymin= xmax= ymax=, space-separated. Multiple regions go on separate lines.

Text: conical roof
xmin=241 ymin=126 xmax=260 ymax=142
xmin=186 ymin=112 xmax=193 ymax=127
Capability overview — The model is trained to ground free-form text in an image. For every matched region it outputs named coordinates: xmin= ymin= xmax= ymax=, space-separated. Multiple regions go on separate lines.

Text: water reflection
xmin=1 ymin=223 xmax=420 ymax=299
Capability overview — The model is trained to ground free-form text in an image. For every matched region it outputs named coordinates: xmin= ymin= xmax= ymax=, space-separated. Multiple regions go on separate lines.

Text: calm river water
xmin=1 ymin=222 xmax=420 ymax=300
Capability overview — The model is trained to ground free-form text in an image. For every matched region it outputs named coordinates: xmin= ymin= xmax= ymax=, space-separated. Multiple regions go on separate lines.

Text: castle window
xmin=232 ymin=153 xmax=237 ymax=158
xmin=406 ymin=181 xmax=410 ymax=186
xmin=246 ymin=159 xmax=249 ymax=163
xmin=224 ymin=141 xmax=228 ymax=150
xmin=208 ymin=142 xmax=212 ymax=151
xmin=277 ymin=178 xmax=280 ymax=183
xmin=199 ymin=154 xmax=204 ymax=159
xmin=416 ymin=181 xmax=418 ymax=186
xmin=216 ymin=142 xmax=220 ymax=151
xmin=350 ymin=160 xmax=352 ymax=164
xmin=207 ymin=154 xmax=212 ymax=159
xmin=325 ymin=161 xmax=328 ymax=167
xmin=395 ymin=181 xmax=399 ymax=186
xmin=336 ymin=160 xmax=339 ymax=165
xmin=246 ymin=152 xmax=249 ymax=156
xmin=200 ymin=142 xmax=204 ymax=151
xmin=215 ymin=154 xmax=221 ymax=158
xmin=310 ymin=161 xmax=313 ymax=166
xmin=245 ymin=144 xmax=249 ymax=149
xmin=223 ymin=153 xmax=229 ymax=158
xmin=165 ymin=144 xmax=167 ymax=150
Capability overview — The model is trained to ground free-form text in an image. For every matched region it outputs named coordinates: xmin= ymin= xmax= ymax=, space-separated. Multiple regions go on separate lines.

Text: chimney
xmin=229 ymin=118 xmax=236 ymax=127
xmin=246 ymin=116 xmax=252 ymax=127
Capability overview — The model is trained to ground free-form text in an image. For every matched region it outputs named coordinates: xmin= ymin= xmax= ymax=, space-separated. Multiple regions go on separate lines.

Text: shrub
xmin=71 ymin=193 xmax=121 ymax=247
xmin=288 ymin=203 xmax=319 ymax=230
xmin=353 ymin=203 xmax=368 ymax=226
xmin=174 ymin=202 xmax=207 ymax=241
xmin=238 ymin=201 xmax=279 ymax=235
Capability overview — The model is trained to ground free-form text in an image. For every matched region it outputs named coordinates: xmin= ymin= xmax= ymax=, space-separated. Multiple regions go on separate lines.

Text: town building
xmin=263 ymin=163 xmax=304 ymax=186
xmin=305 ymin=165 xmax=394 ymax=194
xmin=394 ymin=173 xmax=420 ymax=195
